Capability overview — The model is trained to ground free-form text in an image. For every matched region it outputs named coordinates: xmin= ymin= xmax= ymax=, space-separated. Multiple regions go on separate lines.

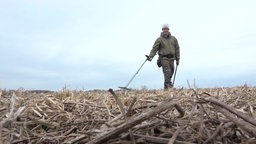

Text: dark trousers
xmin=161 ymin=58 xmax=174 ymax=89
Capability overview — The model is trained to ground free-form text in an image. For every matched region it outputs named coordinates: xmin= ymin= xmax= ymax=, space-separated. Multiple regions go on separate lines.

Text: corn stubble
xmin=0 ymin=85 xmax=256 ymax=144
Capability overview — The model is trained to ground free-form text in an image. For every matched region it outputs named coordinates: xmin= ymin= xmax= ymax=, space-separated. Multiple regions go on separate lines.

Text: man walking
xmin=147 ymin=24 xmax=180 ymax=89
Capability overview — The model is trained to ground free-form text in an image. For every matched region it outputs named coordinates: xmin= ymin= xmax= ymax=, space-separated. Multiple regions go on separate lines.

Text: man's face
xmin=162 ymin=28 xmax=169 ymax=33
xmin=162 ymin=28 xmax=169 ymax=37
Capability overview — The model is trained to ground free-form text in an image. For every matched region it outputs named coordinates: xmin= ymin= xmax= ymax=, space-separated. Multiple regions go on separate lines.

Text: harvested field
xmin=1 ymin=85 xmax=256 ymax=144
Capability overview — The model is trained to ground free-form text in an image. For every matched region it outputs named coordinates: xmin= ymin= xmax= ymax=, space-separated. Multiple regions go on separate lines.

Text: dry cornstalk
xmin=168 ymin=126 xmax=182 ymax=144
xmin=133 ymin=134 xmax=196 ymax=144
xmin=213 ymin=105 xmax=256 ymax=137
xmin=203 ymin=122 xmax=224 ymax=144
xmin=202 ymin=96 xmax=256 ymax=127
xmin=108 ymin=89 xmax=126 ymax=116
xmin=63 ymin=134 xmax=88 ymax=144
xmin=87 ymin=98 xmax=176 ymax=144
xmin=108 ymin=89 xmax=135 ymax=143
xmin=126 ymin=97 xmax=137 ymax=116
xmin=0 ymin=86 xmax=255 ymax=143
xmin=174 ymin=104 xmax=185 ymax=118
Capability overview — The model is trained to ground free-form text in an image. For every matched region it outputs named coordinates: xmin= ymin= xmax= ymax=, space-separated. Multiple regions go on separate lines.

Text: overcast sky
xmin=0 ymin=0 xmax=256 ymax=90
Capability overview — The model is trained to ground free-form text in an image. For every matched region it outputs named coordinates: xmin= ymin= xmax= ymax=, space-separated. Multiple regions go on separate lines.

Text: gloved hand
xmin=176 ymin=60 xmax=180 ymax=65
xmin=146 ymin=55 xmax=153 ymax=61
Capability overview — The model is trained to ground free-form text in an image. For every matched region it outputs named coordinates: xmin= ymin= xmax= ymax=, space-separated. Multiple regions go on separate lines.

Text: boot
xmin=164 ymin=83 xmax=173 ymax=90
xmin=170 ymin=82 xmax=174 ymax=88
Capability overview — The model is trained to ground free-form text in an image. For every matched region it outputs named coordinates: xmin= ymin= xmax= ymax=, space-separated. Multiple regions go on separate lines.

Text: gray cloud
xmin=1 ymin=0 xmax=256 ymax=90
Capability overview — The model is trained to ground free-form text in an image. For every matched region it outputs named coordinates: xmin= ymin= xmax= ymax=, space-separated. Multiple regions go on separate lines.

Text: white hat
xmin=162 ymin=24 xmax=169 ymax=30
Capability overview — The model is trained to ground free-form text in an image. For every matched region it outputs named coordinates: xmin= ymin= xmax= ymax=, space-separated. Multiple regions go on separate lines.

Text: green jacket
xmin=149 ymin=32 xmax=180 ymax=61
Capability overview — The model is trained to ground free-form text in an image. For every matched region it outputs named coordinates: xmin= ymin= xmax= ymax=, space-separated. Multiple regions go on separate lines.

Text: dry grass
xmin=0 ymin=85 xmax=256 ymax=144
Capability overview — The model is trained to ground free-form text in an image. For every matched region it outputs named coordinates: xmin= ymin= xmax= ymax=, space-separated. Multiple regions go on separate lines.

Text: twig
xmin=187 ymin=80 xmax=191 ymax=89
xmin=126 ymin=97 xmax=137 ymax=116
xmin=11 ymin=137 xmax=37 ymax=144
xmin=133 ymin=134 xmax=196 ymax=144
xmin=106 ymin=114 xmax=123 ymax=126
xmin=103 ymin=100 xmax=114 ymax=120
xmin=213 ymin=105 xmax=256 ymax=137
xmin=63 ymin=126 xmax=77 ymax=136
xmin=87 ymin=98 xmax=175 ymax=144
xmin=174 ymin=104 xmax=184 ymax=118
xmin=108 ymin=89 xmax=135 ymax=143
xmin=184 ymin=99 xmax=197 ymax=121
xmin=202 ymin=96 xmax=256 ymax=127
xmin=63 ymin=134 xmax=88 ymax=144
xmin=0 ymin=123 xmax=2 ymax=144
xmin=7 ymin=93 xmax=16 ymax=119
xmin=198 ymin=104 xmax=205 ymax=137
xmin=168 ymin=126 xmax=182 ymax=144
xmin=108 ymin=89 xmax=126 ymax=116
xmin=0 ymin=107 xmax=6 ymax=112
xmin=249 ymin=104 xmax=256 ymax=119
xmin=133 ymin=134 xmax=169 ymax=144
xmin=203 ymin=122 xmax=224 ymax=144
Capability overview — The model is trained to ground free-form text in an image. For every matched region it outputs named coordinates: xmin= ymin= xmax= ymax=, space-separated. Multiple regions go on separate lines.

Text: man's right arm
xmin=148 ymin=38 xmax=161 ymax=61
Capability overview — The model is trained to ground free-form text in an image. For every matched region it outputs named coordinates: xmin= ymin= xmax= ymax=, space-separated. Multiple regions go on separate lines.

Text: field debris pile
xmin=1 ymin=86 xmax=256 ymax=144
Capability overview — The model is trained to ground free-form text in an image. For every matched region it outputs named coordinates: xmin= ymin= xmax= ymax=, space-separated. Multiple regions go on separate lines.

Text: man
xmin=147 ymin=24 xmax=180 ymax=89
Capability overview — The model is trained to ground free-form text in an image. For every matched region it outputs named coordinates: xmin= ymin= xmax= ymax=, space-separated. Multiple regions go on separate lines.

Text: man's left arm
xmin=175 ymin=38 xmax=180 ymax=65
